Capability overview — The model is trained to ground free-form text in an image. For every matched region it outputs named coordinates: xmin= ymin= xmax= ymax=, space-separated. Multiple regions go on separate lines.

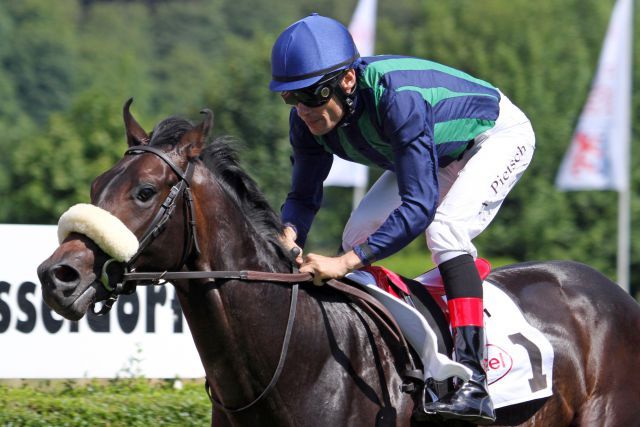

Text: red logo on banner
xmin=484 ymin=343 xmax=513 ymax=385
xmin=569 ymin=131 xmax=603 ymax=176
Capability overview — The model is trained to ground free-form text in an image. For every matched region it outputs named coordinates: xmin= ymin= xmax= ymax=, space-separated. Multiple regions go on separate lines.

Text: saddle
xmin=346 ymin=260 xmax=555 ymax=412
xmin=367 ymin=259 xmax=492 ymax=329
xmin=335 ymin=259 xmax=491 ymax=402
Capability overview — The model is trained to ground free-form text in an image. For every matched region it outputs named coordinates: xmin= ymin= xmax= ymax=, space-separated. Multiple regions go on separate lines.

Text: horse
xmin=37 ymin=101 xmax=640 ymax=427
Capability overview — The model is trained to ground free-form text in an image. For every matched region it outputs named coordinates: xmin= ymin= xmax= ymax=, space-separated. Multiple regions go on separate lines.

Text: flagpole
xmin=618 ymin=0 xmax=633 ymax=293
xmin=618 ymin=188 xmax=630 ymax=292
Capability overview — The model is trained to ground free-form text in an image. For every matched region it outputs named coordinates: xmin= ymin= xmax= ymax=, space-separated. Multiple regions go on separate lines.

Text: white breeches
xmin=342 ymin=92 xmax=535 ymax=265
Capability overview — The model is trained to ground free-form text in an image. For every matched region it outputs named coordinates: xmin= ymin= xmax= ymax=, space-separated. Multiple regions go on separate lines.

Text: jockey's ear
xmin=178 ymin=109 xmax=213 ymax=160
xmin=123 ymin=98 xmax=150 ymax=146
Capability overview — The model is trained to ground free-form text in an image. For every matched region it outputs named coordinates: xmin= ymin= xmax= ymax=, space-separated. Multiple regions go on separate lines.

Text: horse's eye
xmin=136 ymin=186 xmax=156 ymax=202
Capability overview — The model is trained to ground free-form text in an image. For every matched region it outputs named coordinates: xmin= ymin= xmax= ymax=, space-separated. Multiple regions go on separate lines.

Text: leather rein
xmin=94 ymin=144 xmax=420 ymax=413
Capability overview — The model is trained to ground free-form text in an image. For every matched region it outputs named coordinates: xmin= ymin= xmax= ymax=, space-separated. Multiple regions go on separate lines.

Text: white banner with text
xmin=0 ymin=224 xmax=204 ymax=379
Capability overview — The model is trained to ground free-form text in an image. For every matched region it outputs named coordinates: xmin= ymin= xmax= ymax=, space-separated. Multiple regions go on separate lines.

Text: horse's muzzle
xmin=37 ymin=261 xmax=82 ymax=317
xmin=40 ymin=263 xmax=82 ymax=296
xmin=38 ymin=237 xmax=106 ymax=320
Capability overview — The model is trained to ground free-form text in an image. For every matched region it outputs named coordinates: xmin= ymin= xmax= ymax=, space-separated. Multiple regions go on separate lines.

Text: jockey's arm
xmin=300 ymin=250 xmax=363 ymax=286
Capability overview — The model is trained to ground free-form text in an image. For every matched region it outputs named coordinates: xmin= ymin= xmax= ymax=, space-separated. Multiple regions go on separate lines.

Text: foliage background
xmin=0 ymin=0 xmax=638 ymax=297
xmin=0 ymin=379 xmax=211 ymax=426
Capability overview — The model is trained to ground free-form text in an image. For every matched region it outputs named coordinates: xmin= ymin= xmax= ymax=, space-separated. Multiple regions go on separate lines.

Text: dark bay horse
xmin=38 ymin=102 xmax=640 ymax=426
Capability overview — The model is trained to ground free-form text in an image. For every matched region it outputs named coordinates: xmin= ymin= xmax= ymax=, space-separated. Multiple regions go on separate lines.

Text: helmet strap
xmin=335 ymin=85 xmax=357 ymax=127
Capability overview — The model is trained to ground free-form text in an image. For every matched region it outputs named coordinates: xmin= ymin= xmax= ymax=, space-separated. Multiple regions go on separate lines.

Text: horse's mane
xmin=201 ymin=140 xmax=286 ymax=241
xmin=148 ymin=117 xmax=287 ymax=258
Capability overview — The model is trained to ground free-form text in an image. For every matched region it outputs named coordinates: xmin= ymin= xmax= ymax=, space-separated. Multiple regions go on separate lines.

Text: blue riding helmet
xmin=270 ymin=13 xmax=360 ymax=92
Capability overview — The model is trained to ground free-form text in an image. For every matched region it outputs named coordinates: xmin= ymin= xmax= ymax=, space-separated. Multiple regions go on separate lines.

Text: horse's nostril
xmin=52 ymin=265 xmax=80 ymax=284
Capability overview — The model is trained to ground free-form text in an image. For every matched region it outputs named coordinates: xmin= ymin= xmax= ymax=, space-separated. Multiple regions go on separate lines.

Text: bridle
xmin=93 ymin=143 xmax=308 ymax=413
xmin=96 ymin=144 xmax=310 ymax=311
xmin=127 ymin=145 xmax=201 ymax=268
xmin=95 ymin=144 xmax=200 ymax=315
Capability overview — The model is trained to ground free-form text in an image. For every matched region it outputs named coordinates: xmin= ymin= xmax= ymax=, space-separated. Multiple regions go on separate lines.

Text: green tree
xmin=3 ymin=0 xmax=80 ymax=124
xmin=149 ymin=0 xmax=228 ymax=115
xmin=75 ymin=2 xmax=155 ymax=119
xmin=202 ymin=32 xmax=292 ymax=207
xmin=7 ymin=91 xmax=127 ymax=222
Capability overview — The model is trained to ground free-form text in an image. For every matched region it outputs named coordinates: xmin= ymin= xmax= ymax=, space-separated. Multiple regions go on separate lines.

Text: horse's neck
xmin=177 ymin=267 xmax=295 ymax=413
xmin=206 ymin=218 xmax=287 ymax=272
xmin=180 ymin=183 xmax=295 ymax=409
xmin=193 ymin=178 xmax=289 ymax=274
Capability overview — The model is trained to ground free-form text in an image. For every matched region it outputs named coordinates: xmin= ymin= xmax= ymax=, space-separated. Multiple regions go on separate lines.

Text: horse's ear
xmin=123 ymin=98 xmax=150 ymax=147
xmin=178 ymin=109 xmax=214 ymax=159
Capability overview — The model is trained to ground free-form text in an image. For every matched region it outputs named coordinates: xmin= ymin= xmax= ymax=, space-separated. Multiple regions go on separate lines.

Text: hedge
xmin=0 ymin=379 xmax=211 ymax=426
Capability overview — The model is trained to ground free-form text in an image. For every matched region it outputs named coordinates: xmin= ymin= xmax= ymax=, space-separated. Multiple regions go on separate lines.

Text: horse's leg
xmin=573 ymin=363 xmax=640 ymax=426
xmin=489 ymin=265 xmax=590 ymax=426
xmin=495 ymin=290 xmax=585 ymax=425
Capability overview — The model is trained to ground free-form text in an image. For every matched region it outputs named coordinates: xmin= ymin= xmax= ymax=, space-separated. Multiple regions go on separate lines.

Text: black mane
xmin=149 ymin=117 xmax=286 ymax=257
xmin=200 ymin=139 xmax=286 ymax=241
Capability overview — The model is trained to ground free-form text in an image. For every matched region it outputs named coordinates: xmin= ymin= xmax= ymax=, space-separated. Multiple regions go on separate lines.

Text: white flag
xmin=555 ymin=0 xmax=632 ymax=191
xmin=347 ymin=0 xmax=377 ymax=57
xmin=323 ymin=0 xmax=377 ymax=189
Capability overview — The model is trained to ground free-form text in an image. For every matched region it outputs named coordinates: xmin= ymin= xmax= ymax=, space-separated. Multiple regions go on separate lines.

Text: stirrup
xmin=400 ymin=368 xmax=424 ymax=393
xmin=411 ymin=382 xmax=441 ymax=422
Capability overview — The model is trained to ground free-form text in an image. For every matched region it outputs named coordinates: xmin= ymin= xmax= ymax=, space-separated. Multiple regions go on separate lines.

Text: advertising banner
xmin=0 ymin=224 xmax=203 ymax=378
xmin=555 ymin=0 xmax=632 ymax=191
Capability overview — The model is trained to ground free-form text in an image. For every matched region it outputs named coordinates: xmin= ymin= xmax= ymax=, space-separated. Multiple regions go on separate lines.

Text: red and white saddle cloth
xmin=345 ymin=259 xmax=554 ymax=409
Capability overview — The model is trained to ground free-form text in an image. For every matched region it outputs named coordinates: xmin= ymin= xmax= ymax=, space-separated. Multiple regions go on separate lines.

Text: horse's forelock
xmin=149 ymin=116 xmax=195 ymax=147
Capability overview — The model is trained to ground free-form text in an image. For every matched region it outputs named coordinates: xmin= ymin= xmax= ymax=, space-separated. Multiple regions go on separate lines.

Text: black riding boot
xmin=421 ymin=325 xmax=496 ymax=424
xmin=413 ymin=254 xmax=495 ymax=425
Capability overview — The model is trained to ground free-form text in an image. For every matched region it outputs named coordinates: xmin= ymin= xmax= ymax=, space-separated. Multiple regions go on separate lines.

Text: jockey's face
xmin=292 ymin=69 xmax=356 ymax=136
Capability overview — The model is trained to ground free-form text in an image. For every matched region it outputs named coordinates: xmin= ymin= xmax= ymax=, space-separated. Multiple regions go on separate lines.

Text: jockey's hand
xmin=300 ymin=251 xmax=363 ymax=286
xmin=279 ymin=226 xmax=303 ymax=266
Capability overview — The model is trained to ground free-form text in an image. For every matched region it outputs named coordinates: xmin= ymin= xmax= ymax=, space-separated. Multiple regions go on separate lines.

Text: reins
xmin=94 ymin=144 xmax=421 ymax=413
xmin=205 ymin=280 xmax=300 ymax=413
xmin=123 ymin=270 xmax=313 ymax=283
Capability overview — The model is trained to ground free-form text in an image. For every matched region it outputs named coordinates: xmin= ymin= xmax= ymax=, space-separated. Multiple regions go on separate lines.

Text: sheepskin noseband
xmin=57 ymin=203 xmax=140 ymax=262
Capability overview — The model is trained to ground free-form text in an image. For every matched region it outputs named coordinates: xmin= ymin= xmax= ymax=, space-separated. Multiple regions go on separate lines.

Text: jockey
xmin=271 ymin=13 xmax=535 ymax=425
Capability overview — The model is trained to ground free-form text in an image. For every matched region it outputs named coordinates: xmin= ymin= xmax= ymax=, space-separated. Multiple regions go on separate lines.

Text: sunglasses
xmin=281 ymin=71 xmax=345 ymax=107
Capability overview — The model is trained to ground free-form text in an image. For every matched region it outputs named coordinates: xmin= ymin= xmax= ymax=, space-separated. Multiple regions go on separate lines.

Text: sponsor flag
xmin=348 ymin=0 xmax=377 ymax=57
xmin=323 ymin=0 xmax=377 ymax=191
xmin=555 ymin=0 xmax=632 ymax=191
xmin=555 ymin=0 xmax=633 ymax=292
